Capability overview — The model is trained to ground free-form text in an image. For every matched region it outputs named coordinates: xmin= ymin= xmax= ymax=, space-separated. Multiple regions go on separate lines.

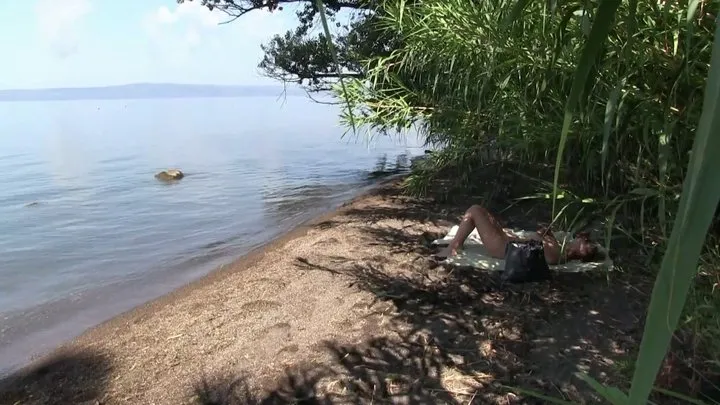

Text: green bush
xmin=326 ymin=0 xmax=720 ymax=402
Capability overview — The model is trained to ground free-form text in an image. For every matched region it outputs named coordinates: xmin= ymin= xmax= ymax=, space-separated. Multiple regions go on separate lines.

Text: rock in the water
xmin=155 ymin=169 xmax=184 ymax=181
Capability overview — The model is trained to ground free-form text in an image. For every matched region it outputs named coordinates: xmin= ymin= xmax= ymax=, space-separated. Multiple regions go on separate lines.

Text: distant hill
xmin=0 ymin=83 xmax=306 ymax=102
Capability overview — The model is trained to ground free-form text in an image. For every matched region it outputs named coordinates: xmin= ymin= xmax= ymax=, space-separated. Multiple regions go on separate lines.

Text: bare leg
xmin=437 ymin=204 xmax=510 ymax=259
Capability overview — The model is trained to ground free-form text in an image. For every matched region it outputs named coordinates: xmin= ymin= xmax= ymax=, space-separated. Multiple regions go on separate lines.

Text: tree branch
xmin=181 ymin=0 xmax=368 ymax=20
xmin=305 ymin=90 xmax=343 ymax=105
xmin=310 ymin=73 xmax=364 ymax=78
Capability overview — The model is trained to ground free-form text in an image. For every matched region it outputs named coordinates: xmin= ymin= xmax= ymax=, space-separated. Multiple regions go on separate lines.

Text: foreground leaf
xmin=628 ymin=17 xmax=720 ymax=405
xmin=314 ymin=0 xmax=357 ymax=135
xmin=506 ymin=386 xmax=577 ymax=404
xmin=552 ymin=0 xmax=621 ymax=218
xmin=576 ymin=373 xmax=628 ymax=404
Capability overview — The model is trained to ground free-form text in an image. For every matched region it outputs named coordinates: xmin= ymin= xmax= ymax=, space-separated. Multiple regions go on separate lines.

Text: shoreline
xmin=64 ymin=174 xmax=407 ymax=337
xmin=0 ymin=172 xmax=645 ymax=405
xmin=0 ymin=174 xmax=407 ymax=379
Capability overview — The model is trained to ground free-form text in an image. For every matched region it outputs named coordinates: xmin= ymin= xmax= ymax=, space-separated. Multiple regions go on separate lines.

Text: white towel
xmin=432 ymin=226 xmax=613 ymax=273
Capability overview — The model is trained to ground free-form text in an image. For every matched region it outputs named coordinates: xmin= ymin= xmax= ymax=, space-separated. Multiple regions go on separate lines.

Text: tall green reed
xmin=324 ymin=0 xmax=719 ymax=402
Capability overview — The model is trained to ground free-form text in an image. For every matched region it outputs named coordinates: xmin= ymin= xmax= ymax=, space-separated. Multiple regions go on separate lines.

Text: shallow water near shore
xmin=0 ymin=95 xmax=422 ymax=374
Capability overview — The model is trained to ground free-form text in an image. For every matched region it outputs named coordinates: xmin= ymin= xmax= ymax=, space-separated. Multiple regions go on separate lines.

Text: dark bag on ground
xmin=501 ymin=239 xmax=552 ymax=284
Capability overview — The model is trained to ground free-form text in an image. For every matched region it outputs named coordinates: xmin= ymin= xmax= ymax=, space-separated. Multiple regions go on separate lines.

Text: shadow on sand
xmin=193 ymin=184 xmax=646 ymax=404
xmin=0 ymin=350 xmax=112 ymax=405
xmin=0 ymin=177 xmax=652 ymax=405
xmin=193 ymin=258 xmax=642 ymax=404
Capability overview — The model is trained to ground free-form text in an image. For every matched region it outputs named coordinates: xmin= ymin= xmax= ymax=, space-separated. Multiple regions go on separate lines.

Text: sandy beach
xmin=0 ymin=178 xmax=647 ymax=405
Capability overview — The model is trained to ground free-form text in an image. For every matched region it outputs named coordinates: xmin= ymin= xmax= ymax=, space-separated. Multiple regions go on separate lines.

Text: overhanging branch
xmin=181 ymin=0 xmax=368 ymax=21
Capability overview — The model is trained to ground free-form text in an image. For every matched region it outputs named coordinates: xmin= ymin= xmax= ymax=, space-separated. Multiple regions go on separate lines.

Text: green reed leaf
xmin=576 ymin=372 xmax=628 ymax=405
xmin=628 ymin=19 xmax=720 ymax=405
xmin=502 ymin=0 xmax=535 ymax=28
xmin=314 ymin=0 xmax=357 ymax=136
xmin=505 ymin=385 xmax=578 ymax=404
xmin=686 ymin=0 xmax=701 ymax=24
xmin=552 ymin=0 xmax=621 ymax=218
xmin=601 ymin=79 xmax=623 ymax=188
xmin=653 ymin=387 xmax=710 ymax=405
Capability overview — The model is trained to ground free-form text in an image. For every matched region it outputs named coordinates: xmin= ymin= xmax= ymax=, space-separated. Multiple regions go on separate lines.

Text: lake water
xmin=0 ymin=95 xmax=423 ymax=374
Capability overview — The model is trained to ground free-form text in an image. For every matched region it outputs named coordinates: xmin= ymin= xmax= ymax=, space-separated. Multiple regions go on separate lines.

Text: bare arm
xmin=526 ymin=227 xmax=562 ymax=265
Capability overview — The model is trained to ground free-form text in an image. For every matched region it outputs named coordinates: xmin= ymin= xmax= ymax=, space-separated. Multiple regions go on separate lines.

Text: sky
xmin=0 ymin=0 xmax=302 ymax=89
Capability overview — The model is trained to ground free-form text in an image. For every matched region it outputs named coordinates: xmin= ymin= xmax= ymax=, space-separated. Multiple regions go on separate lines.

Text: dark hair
xmin=567 ymin=232 xmax=600 ymax=263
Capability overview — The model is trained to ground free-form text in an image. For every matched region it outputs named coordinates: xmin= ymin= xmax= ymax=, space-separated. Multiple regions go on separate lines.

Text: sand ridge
xmin=0 ymin=179 xmax=645 ymax=404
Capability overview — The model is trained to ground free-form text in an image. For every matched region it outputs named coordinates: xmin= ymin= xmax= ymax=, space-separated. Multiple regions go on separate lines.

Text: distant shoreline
xmin=0 ymin=83 xmax=308 ymax=102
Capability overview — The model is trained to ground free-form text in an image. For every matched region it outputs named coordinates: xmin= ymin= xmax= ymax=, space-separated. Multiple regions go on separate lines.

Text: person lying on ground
xmin=435 ymin=204 xmax=599 ymax=265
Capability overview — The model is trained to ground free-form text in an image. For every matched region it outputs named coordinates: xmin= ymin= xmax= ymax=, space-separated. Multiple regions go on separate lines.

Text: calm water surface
xmin=0 ymin=96 xmax=422 ymax=373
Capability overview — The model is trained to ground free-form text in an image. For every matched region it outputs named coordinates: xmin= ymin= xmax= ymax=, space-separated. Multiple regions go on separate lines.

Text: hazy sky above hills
xmin=0 ymin=0 xmax=302 ymax=89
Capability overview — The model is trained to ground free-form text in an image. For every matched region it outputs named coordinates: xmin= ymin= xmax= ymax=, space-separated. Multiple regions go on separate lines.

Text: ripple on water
xmin=0 ymin=96 xmax=423 ymax=374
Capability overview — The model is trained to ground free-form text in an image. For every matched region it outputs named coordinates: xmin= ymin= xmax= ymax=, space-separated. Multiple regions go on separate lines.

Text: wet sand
xmin=0 ymin=178 xmax=646 ymax=405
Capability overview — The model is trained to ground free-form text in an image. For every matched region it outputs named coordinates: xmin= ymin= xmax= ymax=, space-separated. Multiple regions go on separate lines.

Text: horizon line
xmin=0 ymin=82 xmax=299 ymax=92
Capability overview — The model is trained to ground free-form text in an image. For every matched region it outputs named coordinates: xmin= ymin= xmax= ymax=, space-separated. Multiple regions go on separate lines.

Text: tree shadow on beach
xmin=195 ymin=175 xmax=648 ymax=404
xmin=0 ymin=350 xmax=112 ymax=405
xmin=194 ymin=335 xmax=463 ymax=405
xmin=194 ymin=178 xmax=647 ymax=404
xmin=194 ymin=251 xmax=643 ymax=404
xmin=194 ymin=366 xmax=333 ymax=405
xmin=295 ymin=254 xmax=642 ymax=401
xmin=358 ymin=224 xmax=442 ymax=256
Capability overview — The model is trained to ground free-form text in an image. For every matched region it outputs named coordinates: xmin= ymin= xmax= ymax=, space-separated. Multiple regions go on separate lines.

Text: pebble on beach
xmin=155 ymin=169 xmax=184 ymax=181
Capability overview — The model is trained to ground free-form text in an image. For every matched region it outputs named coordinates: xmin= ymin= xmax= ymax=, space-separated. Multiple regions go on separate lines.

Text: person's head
xmin=565 ymin=231 xmax=599 ymax=262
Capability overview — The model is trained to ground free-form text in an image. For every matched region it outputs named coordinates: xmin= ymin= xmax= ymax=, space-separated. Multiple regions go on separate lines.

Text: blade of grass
xmin=314 ymin=0 xmax=356 ymax=136
xmin=686 ymin=0 xmax=701 ymax=24
xmin=653 ymin=387 xmax=710 ymax=405
xmin=551 ymin=0 xmax=621 ymax=218
xmin=601 ymin=79 xmax=623 ymax=190
xmin=576 ymin=372 xmax=628 ymax=404
xmin=628 ymin=19 xmax=720 ymax=404
xmin=501 ymin=0 xmax=535 ymax=28
xmin=504 ymin=386 xmax=577 ymax=404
